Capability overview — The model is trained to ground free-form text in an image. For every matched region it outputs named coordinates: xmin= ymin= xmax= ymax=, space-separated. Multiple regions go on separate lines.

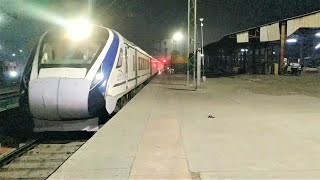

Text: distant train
xmin=20 ymin=22 xmax=163 ymax=132
xmin=0 ymin=61 xmax=20 ymax=85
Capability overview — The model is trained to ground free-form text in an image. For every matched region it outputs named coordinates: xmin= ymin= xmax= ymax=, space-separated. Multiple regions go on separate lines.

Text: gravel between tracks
xmin=0 ymin=140 xmax=86 ymax=179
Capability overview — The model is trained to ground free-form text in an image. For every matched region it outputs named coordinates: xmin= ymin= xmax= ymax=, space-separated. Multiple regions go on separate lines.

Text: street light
xmin=173 ymin=32 xmax=183 ymax=42
xmin=171 ymin=32 xmax=183 ymax=74
xmin=199 ymin=18 xmax=206 ymax=81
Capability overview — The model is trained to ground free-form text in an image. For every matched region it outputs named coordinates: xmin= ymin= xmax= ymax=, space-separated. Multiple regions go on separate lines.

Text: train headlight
xmin=66 ymin=18 xmax=92 ymax=41
xmin=9 ymin=71 xmax=18 ymax=78
xmin=95 ymin=72 xmax=104 ymax=81
xmin=90 ymin=68 xmax=104 ymax=89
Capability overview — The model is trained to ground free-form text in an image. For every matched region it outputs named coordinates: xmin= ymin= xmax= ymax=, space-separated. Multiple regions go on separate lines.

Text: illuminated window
xmin=116 ymin=48 xmax=123 ymax=68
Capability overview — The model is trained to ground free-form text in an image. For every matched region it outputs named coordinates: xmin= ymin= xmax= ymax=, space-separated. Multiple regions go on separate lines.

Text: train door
xmin=125 ymin=47 xmax=128 ymax=90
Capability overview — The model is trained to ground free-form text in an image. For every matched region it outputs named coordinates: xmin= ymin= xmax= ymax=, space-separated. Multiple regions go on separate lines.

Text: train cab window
xmin=40 ymin=42 xmax=100 ymax=65
xmin=116 ymin=48 xmax=123 ymax=68
xmin=38 ymin=27 xmax=109 ymax=70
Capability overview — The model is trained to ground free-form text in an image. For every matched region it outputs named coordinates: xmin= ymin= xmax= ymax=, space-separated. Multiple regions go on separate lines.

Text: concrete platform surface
xmin=49 ymin=74 xmax=320 ymax=179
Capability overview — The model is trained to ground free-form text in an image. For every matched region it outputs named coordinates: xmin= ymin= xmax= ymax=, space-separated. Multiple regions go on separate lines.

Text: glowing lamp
xmin=66 ymin=18 xmax=92 ymax=41
xmin=286 ymin=38 xmax=297 ymax=43
xmin=9 ymin=71 xmax=18 ymax=77
xmin=173 ymin=32 xmax=183 ymax=41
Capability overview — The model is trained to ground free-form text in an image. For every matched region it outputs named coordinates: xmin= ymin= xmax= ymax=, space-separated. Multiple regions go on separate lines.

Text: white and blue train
xmin=20 ymin=23 xmax=163 ymax=132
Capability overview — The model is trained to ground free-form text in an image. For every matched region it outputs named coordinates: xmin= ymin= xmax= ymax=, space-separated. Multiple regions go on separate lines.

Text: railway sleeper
xmin=27 ymin=147 xmax=80 ymax=154
xmin=0 ymin=169 xmax=50 ymax=179
xmin=2 ymin=161 xmax=61 ymax=170
xmin=17 ymin=154 xmax=70 ymax=162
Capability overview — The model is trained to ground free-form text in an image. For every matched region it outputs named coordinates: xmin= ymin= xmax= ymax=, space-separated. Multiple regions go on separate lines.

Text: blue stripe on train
xmin=98 ymin=31 xmax=120 ymax=95
xmin=88 ymin=31 xmax=120 ymax=116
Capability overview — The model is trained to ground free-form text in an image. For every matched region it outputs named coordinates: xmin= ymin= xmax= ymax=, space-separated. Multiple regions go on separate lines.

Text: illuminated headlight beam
xmin=22 ymin=2 xmax=67 ymax=27
xmin=66 ymin=18 xmax=93 ymax=41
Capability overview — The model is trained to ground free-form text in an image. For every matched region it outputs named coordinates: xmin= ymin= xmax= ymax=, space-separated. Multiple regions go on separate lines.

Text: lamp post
xmin=199 ymin=18 xmax=206 ymax=81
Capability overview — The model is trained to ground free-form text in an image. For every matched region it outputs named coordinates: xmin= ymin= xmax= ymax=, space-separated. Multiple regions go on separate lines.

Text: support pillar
xmin=279 ymin=23 xmax=286 ymax=75
xmin=197 ymin=48 xmax=201 ymax=87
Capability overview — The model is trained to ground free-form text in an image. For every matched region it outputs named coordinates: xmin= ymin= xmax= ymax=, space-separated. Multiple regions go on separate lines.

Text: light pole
xmin=188 ymin=0 xmax=197 ymax=86
xmin=199 ymin=18 xmax=206 ymax=81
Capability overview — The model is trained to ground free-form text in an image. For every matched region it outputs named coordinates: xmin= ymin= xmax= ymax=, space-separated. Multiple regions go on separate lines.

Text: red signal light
xmin=158 ymin=57 xmax=167 ymax=64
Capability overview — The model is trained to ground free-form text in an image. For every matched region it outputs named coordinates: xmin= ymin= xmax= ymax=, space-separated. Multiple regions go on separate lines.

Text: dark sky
xmin=0 ymin=0 xmax=320 ymax=60
xmin=98 ymin=0 xmax=320 ymax=47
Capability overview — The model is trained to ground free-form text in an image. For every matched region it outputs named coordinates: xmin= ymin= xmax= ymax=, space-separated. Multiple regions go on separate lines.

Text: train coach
xmin=20 ymin=20 xmax=163 ymax=132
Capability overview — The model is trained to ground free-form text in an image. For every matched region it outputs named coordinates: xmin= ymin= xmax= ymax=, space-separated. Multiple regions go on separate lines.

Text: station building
xmin=204 ymin=10 xmax=320 ymax=75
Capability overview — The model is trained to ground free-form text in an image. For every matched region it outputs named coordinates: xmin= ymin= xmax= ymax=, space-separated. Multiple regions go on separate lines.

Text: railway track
xmin=0 ymin=91 xmax=20 ymax=112
xmin=0 ymin=138 xmax=87 ymax=179
xmin=0 ymin=91 xmax=19 ymax=101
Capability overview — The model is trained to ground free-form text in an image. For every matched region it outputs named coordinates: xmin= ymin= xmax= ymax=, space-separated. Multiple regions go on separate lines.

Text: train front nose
xmin=29 ymin=78 xmax=92 ymax=120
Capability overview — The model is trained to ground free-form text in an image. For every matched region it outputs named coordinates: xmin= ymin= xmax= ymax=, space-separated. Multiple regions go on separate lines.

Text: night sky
xmin=0 ymin=0 xmax=320 ymax=61
xmin=100 ymin=0 xmax=320 ymax=46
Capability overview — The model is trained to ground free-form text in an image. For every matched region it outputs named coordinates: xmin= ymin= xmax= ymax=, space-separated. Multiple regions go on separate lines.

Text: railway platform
xmin=49 ymin=74 xmax=320 ymax=179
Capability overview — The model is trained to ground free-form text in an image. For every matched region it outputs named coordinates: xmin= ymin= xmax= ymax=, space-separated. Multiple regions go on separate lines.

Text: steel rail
xmin=0 ymin=139 xmax=38 ymax=168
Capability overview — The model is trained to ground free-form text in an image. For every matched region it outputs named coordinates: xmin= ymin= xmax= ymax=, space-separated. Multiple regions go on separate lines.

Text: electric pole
xmin=187 ymin=0 xmax=197 ymax=86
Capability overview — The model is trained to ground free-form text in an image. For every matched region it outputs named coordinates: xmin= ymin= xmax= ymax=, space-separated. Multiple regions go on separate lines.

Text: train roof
xmin=103 ymin=26 xmax=154 ymax=59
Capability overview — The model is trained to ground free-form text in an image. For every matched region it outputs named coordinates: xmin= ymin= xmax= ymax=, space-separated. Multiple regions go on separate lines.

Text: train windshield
xmin=39 ymin=27 xmax=109 ymax=69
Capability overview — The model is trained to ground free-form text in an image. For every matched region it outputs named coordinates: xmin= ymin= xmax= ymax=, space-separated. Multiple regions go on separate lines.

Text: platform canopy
xmin=260 ymin=23 xmax=280 ymax=42
xmin=220 ymin=10 xmax=320 ymax=45
xmin=236 ymin=32 xmax=249 ymax=43
xmin=287 ymin=12 xmax=320 ymax=36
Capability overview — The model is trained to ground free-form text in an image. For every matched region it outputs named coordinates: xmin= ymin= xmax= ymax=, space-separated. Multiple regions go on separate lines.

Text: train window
xmin=137 ymin=57 xmax=150 ymax=70
xmin=145 ymin=59 xmax=148 ymax=69
xmin=39 ymin=41 xmax=102 ymax=68
xmin=38 ymin=27 xmax=109 ymax=69
xmin=138 ymin=57 xmax=142 ymax=70
xmin=138 ymin=57 xmax=143 ymax=70
xmin=141 ymin=59 xmax=144 ymax=70
xmin=116 ymin=48 xmax=123 ymax=68
xmin=133 ymin=55 xmax=136 ymax=71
